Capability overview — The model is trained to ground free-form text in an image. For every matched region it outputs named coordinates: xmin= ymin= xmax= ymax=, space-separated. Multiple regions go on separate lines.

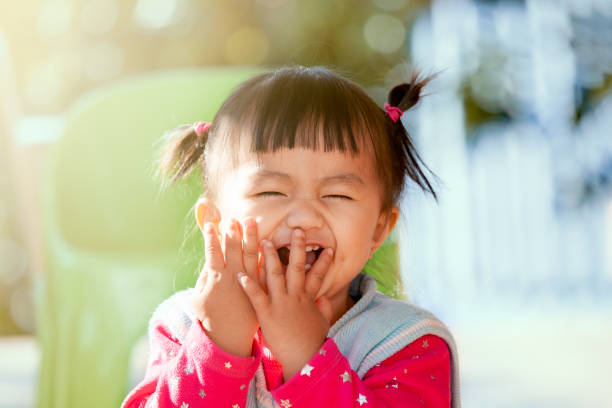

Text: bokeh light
xmin=36 ymin=0 xmax=73 ymax=38
xmin=363 ymin=14 xmax=406 ymax=54
xmin=24 ymin=59 xmax=67 ymax=110
xmin=132 ymin=0 xmax=180 ymax=31
xmin=79 ymin=0 xmax=118 ymax=36
xmin=0 ymin=237 xmax=27 ymax=286
xmin=82 ymin=40 xmax=124 ymax=81
xmin=10 ymin=285 xmax=35 ymax=333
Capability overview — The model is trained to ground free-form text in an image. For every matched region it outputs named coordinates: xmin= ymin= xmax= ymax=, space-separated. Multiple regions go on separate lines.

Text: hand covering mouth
xmin=277 ymin=245 xmax=324 ymax=269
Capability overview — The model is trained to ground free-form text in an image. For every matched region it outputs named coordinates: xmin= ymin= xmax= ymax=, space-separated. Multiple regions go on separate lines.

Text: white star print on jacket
xmin=121 ymin=273 xmax=458 ymax=408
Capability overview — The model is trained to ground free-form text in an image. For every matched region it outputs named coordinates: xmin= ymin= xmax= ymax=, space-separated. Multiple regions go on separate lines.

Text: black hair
xmin=160 ymin=65 xmax=438 ymax=210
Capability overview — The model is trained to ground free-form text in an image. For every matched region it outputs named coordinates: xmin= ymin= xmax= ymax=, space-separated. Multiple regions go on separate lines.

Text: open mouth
xmin=277 ymin=245 xmax=324 ymax=270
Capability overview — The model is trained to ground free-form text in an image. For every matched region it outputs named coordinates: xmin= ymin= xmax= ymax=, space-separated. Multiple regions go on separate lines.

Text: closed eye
xmin=323 ymin=195 xmax=353 ymax=200
xmin=256 ymin=191 xmax=286 ymax=198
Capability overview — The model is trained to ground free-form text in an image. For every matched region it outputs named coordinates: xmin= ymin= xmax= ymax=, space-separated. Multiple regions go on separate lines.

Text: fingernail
xmin=244 ymin=218 xmax=256 ymax=228
xmin=326 ymin=248 xmax=333 ymax=256
xmin=233 ymin=220 xmax=243 ymax=236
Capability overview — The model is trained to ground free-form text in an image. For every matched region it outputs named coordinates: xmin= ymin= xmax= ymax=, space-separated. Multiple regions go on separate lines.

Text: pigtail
xmin=387 ymin=71 xmax=432 ymax=111
xmin=386 ymin=72 xmax=439 ymax=202
xmin=157 ymin=122 xmax=209 ymax=185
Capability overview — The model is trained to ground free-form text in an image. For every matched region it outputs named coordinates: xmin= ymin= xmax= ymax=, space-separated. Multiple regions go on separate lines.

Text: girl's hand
xmin=238 ymin=228 xmax=335 ymax=380
xmin=192 ymin=218 xmax=260 ymax=357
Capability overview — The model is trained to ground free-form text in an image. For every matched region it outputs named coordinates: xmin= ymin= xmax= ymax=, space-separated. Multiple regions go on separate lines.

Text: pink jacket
xmin=122 ymin=318 xmax=451 ymax=407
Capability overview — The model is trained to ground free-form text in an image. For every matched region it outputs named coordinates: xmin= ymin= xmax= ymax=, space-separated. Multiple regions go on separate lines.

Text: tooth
xmin=312 ymin=245 xmax=320 ymax=251
xmin=306 ymin=245 xmax=313 ymax=252
xmin=305 ymin=264 xmax=312 ymax=270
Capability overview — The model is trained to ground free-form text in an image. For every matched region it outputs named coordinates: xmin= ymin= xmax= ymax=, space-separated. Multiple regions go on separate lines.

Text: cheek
xmin=220 ymin=195 xmax=262 ymax=221
xmin=239 ymin=205 xmax=278 ymax=240
xmin=226 ymin=199 xmax=252 ymax=217
xmin=336 ymin=227 xmax=372 ymax=261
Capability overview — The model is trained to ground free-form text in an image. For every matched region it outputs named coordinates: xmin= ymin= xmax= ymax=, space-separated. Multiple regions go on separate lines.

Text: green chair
xmin=37 ymin=67 xmax=261 ymax=408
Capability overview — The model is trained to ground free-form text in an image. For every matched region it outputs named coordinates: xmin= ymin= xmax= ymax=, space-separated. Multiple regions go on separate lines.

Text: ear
xmin=195 ymin=196 xmax=222 ymax=233
xmin=369 ymin=206 xmax=399 ymax=258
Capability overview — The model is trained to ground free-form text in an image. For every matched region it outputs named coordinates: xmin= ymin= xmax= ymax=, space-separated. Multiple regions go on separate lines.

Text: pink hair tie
xmin=193 ymin=121 xmax=212 ymax=137
xmin=384 ymin=103 xmax=404 ymax=123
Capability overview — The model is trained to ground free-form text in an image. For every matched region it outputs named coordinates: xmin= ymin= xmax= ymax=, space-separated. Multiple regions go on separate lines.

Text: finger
xmin=242 ymin=218 xmax=259 ymax=280
xmin=204 ymin=222 xmax=224 ymax=271
xmin=315 ymin=295 xmax=334 ymax=324
xmin=305 ymin=248 xmax=334 ymax=299
xmin=261 ymin=239 xmax=286 ymax=298
xmin=237 ymin=272 xmax=270 ymax=316
xmin=259 ymin=251 xmax=267 ymax=292
xmin=224 ymin=219 xmax=242 ymax=272
xmin=195 ymin=268 xmax=207 ymax=292
xmin=286 ymin=229 xmax=306 ymax=294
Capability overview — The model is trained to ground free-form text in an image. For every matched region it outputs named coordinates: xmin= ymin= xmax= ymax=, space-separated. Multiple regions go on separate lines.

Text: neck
xmin=328 ymin=289 xmax=357 ymax=326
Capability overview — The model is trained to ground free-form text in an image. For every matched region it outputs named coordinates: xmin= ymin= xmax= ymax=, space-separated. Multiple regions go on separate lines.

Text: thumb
xmin=315 ymin=296 xmax=333 ymax=324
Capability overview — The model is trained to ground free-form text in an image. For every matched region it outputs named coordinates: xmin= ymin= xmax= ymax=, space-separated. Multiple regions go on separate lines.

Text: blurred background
xmin=1 ymin=0 xmax=611 ymax=407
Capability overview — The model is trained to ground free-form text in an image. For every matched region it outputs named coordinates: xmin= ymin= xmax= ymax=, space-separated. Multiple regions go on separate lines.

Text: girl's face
xmin=214 ymin=146 xmax=398 ymax=315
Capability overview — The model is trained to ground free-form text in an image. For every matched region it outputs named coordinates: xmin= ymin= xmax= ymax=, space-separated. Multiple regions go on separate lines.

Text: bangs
xmin=215 ymin=67 xmax=382 ymax=156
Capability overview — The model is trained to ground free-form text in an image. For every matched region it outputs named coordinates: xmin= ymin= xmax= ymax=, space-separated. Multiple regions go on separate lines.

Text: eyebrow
xmin=322 ymin=173 xmax=365 ymax=186
xmin=250 ymin=170 xmax=365 ymax=186
xmin=249 ymin=170 xmax=291 ymax=183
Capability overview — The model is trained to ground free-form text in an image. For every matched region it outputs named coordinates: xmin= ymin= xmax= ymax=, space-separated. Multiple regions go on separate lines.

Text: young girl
xmin=122 ymin=66 xmax=460 ymax=408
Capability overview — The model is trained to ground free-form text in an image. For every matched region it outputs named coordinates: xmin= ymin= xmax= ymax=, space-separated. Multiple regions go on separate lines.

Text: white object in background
xmin=12 ymin=115 xmax=65 ymax=147
xmin=0 ymin=336 xmax=39 ymax=408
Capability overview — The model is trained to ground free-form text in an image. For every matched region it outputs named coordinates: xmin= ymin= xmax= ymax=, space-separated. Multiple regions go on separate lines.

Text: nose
xmin=285 ymin=199 xmax=324 ymax=231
